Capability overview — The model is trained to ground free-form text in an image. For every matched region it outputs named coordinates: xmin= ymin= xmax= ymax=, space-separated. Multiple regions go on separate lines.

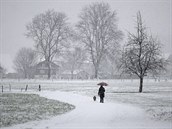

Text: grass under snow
xmin=0 ymin=93 xmax=75 ymax=127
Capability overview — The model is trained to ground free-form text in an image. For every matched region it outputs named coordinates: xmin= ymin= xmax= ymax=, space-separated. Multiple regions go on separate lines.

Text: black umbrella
xmin=97 ymin=82 xmax=108 ymax=86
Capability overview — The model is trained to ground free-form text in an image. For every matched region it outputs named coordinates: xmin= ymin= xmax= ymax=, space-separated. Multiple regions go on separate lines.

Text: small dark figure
xmin=98 ymin=85 xmax=105 ymax=103
xmin=93 ymin=96 xmax=96 ymax=101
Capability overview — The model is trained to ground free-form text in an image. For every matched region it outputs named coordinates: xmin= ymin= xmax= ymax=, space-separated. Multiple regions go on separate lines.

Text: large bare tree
xmin=120 ymin=11 xmax=166 ymax=92
xmin=76 ymin=2 xmax=123 ymax=78
xmin=13 ymin=48 xmax=37 ymax=79
xmin=26 ymin=10 xmax=70 ymax=79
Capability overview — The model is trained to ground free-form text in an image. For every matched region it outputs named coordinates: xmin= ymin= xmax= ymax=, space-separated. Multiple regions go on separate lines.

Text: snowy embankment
xmin=2 ymin=90 xmax=171 ymax=129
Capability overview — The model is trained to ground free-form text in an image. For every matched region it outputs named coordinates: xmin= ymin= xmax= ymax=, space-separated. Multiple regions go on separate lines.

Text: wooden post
xmin=2 ymin=85 xmax=3 ymax=93
xmin=9 ymin=84 xmax=11 ymax=91
xmin=39 ymin=85 xmax=41 ymax=91
xmin=25 ymin=85 xmax=28 ymax=91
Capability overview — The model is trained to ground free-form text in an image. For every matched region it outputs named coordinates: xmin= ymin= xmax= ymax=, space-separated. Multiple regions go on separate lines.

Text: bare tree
xmin=120 ymin=11 xmax=166 ymax=92
xmin=26 ymin=10 xmax=71 ymax=79
xmin=0 ymin=63 xmax=6 ymax=79
xmin=13 ymin=48 xmax=37 ymax=79
xmin=76 ymin=2 xmax=123 ymax=78
xmin=64 ymin=47 xmax=87 ymax=79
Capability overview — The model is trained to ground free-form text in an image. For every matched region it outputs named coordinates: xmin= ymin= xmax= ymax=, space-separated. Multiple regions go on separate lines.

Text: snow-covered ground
xmin=1 ymin=79 xmax=172 ymax=129
xmin=1 ymin=90 xmax=171 ymax=129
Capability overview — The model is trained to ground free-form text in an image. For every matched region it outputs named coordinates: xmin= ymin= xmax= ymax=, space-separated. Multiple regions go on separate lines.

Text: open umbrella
xmin=97 ymin=82 xmax=108 ymax=86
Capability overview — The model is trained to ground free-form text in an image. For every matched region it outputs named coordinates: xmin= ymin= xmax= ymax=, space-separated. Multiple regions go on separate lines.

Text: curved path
xmin=3 ymin=91 xmax=171 ymax=129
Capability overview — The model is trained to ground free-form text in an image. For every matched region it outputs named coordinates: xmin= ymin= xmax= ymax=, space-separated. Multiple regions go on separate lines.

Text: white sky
xmin=0 ymin=0 xmax=172 ymax=72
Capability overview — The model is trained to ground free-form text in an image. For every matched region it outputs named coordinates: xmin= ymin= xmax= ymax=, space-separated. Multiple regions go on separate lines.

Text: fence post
xmin=2 ymin=85 xmax=3 ymax=93
xmin=9 ymin=84 xmax=11 ymax=91
xmin=25 ymin=85 xmax=28 ymax=91
xmin=39 ymin=85 xmax=41 ymax=91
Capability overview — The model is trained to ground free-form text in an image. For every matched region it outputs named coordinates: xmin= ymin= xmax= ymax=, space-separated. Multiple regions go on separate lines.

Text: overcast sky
xmin=0 ymin=0 xmax=171 ymax=72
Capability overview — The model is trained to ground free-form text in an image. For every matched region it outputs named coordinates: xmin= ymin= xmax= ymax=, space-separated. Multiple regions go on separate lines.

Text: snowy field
xmin=0 ymin=79 xmax=172 ymax=129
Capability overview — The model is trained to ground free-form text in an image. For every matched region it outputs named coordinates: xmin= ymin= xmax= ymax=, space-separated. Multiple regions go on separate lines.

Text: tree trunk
xmin=94 ymin=66 xmax=99 ymax=79
xmin=47 ymin=61 xmax=51 ymax=79
xmin=71 ymin=71 xmax=74 ymax=80
xmin=139 ymin=77 xmax=143 ymax=93
xmin=24 ymin=71 xmax=27 ymax=79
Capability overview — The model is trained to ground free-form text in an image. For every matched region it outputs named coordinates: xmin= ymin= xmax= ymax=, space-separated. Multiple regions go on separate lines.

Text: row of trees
xmin=13 ymin=2 xmax=168 ymax=92
xmin=23 ymin=3 xmax=124 ymax=79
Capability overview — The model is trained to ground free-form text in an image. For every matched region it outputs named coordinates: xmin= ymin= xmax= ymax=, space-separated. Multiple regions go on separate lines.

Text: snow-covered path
xmin=3 ymin=91 xmax=171 ymax=129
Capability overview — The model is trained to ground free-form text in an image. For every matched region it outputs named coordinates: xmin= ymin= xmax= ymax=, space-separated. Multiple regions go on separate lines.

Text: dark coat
xmin=98 ymin=86 xmax=105 ymax=98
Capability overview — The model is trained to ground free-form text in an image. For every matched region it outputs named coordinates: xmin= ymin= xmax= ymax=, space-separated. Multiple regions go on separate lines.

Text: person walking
xmin=98 ymin=85 xmax=105 ymax=103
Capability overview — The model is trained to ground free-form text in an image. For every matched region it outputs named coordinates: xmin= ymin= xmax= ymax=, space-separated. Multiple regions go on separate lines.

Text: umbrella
xmin=97 ymin=82 xmax=108 ymax=86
